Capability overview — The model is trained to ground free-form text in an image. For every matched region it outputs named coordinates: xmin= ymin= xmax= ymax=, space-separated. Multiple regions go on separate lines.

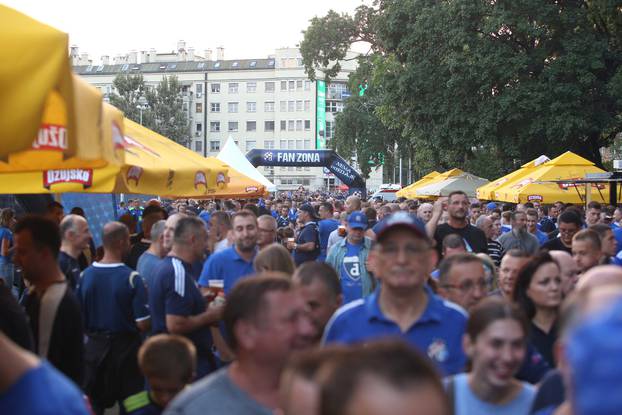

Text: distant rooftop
xmin=74 ymin=58 xmax=276 ymax=75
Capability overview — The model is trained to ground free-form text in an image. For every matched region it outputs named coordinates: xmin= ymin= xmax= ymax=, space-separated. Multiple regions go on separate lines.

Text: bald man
xmin=549 ymin=250 xmax=580 ymax=296
xmin=58 ymin=214 xmax=92 ymax=290
xmin=576 ymin=265 xmax=622 ymax=293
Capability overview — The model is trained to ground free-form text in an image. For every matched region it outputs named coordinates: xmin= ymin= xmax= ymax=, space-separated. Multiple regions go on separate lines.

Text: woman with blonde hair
xmin=253 ymin=243 xmax=296 ymax=276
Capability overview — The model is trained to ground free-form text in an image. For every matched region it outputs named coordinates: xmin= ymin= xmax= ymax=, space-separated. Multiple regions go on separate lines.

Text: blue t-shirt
xmin=288 ymin=208 xmax=298 ymax=222
xmin=614 ymin=227 xmax=622 ymax=255
xmin=0 ymin=362 xmax=90 ymax=415
xmin=77 ymin=262 xmax=149 ymax=334
xmin=149 ymin=256 xmax=213 ymax=359
xmin=293 ymin=222 xmax=320 ymax=266
xmin=533 ymin=230 xmax=549 ymax=246
xmin=448 ymin=373 xmax=535 ymax=415
xmin=340 ymin=242 xmax=364 ymax=303
xmin=198 ymin=210 xmax=211 ymax=225
xmin=318 ymin=218 xmax=339 ymax=261
xmin=198 ymin=246 xmax=256 ymax=295
xmin=323 ymin=286 xmax=468 ymax=375
xmin=137 ymin=252 xmax=162 ymax=291
xmin=0 ymin=226 xmax=13 ymax=264
xmin=58 ymin=251 xmax=81 ymax=291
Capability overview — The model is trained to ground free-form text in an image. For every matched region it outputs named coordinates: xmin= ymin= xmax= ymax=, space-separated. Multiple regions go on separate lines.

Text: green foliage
xmin=301 ymin=0 xmax=622 ymax=179
xmin=109 ymin=74 xmax=189 ymax=147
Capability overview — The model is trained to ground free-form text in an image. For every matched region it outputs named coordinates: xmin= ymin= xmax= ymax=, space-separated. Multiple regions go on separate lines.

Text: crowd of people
xmin=1 ymin=191 xmax=622 ymax=414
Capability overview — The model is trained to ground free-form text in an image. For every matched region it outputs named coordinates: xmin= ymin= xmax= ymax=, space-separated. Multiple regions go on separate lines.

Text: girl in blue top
xmin=446 ymin=297 xmax=536 ymax=415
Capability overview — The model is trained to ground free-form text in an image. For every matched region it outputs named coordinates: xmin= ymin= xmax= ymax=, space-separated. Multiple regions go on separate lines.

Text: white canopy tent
xmin=217 ymin=136 xmax=277 ymax=192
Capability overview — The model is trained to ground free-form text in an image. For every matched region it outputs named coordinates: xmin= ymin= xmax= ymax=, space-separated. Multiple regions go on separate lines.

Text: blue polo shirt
xmin=293 ymin=222 xmax=320 ymax=266
xmin=318 ymin=218 xmax=339 ymax=261
xmin=322 ymin=286 xmax=467 ymax=375
xmin=149 ymin=256 xmax=213 ymax=361
xmin=533 ymin=230 xmax=549 ymax=246
xmin=77 ymin=262 xmax=149 ymax=334
xmin=198 ymin=246 xmax=256 ymax=294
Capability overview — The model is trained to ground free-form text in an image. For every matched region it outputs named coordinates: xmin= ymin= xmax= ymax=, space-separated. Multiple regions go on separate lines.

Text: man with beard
xmin=498 ymin=210 xmax=540 ymax=255
xmin=433 ymin=191 xmax=487 ymax=258
xmin=199 ymin=210 xmax=258 ymax=296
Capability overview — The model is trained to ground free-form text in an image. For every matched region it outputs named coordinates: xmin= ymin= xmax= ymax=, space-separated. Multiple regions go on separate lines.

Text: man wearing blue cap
xmin=323 ymin=212 xmax=467 ymax=376
xmin=325 ymin=211 xmax=374 ymax=304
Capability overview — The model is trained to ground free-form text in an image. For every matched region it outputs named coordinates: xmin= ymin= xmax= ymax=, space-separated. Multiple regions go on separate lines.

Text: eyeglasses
xmin=442 ymin=279 xmax=487 ymax=294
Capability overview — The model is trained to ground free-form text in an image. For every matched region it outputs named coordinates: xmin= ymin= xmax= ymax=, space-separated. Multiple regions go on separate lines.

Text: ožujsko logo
xmin=32 ymin=124 xmax=68 ymax=151
xmin=43 ymin=169 xmax=93 ymax=189
xmin=245 ymin=186 xmax=259 ymax=193
xmin=194 ymin=171 xmax=208 ymax=191
xmin=126 ymin=166 xmax=144 ymax=186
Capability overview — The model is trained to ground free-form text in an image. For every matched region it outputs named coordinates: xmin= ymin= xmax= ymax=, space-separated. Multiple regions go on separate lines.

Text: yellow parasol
xmin=491 ymin=152 xmax=609 ymax=204
xmin=0 ymin=5 xmax=76 ymax=158
xmin=201 ymin=157 xmax=267 ymax=199
xmin=396 ymin=171 xmax=440 ymax=199
xmin=412 ymin=168 xmax=465 ymax=199
xmin=476 ymin=155 xmax=550 ymax=200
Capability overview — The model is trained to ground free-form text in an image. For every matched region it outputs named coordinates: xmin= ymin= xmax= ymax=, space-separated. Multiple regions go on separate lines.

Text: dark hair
xmin=14 ymin=215 xmax=61 ymax=257
xmin=173 ymin=216 xmax=205 ymax=244
xmin=143 ymin=204 xmax=167 ymax=220
xmin=587 ymin=201 xmax=602 ymax=211
xmin=589 ymin=223 xmax=613 ymax=241
xmin=223 ymin=274 xmax=291 ymax=351
xmin=558 ymin=210 xmax=582 ymax=227
xmin=320 ymin=202 xmax=334 ymax=214
xmin=293 ymin=262 xmax=342 ymax=298
xmin=364 ymin=207 xmax=377 ymax=221
xmin=525 ymin=208 xmax=538 ymax=218
xmin=512 ymin=251 xmax=559 ymax=319
xmin=503 ymin=248 xmax=531 ymax=260
xmin=231 ymin=209 xmax=258 ymax=226
xmin=242 ymin=203 xmax=259 ymax=217
xmin=572 ymin=229 xmax=601 ymax=251
xmin=70 ymin=207 xmax=85 ymax=217
xmin=253 ymin=243 xmax=295 ymax=275
xmin=138 ymin=334 xmax=196 ymax=383
xmin=442 ymin=234 xmax=466 ymax=252
xmin=510 ymin=210 xmax=526 ymax=221
xmin=448 ymin=190 xmax=468 ymax=201
xmin=466 ymin=297 xmax=529 ymax=341
xmin=46 ymin=201 xmax=64 ymax=212
xmin=438 ymin=253 xmax=483 ymax=286
xmin=524 ymin=202 xmax=534 ymax=209
xmin=0 ymin=208 xmax=15 ymax=227
xmin=471 ymin=202 xmax=481 ymax=209
xmin=211 ymin=211 xmax=231 ymax=229
xmin=319 ymin=340 xmax=447 ymax=415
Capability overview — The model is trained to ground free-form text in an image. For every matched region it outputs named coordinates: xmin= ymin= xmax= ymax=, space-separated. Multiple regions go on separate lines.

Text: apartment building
xmin=74 ymin=44 xmax=382 ymax=191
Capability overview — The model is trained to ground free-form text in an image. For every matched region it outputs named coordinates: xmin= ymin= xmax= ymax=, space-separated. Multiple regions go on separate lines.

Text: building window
xmin=210 ymin=103 xmax=220 ymax=113
xmin=280 ymin=101 xmax=287 ymax=112
xmin=228 ymin=83 xmax=238 ymax=93
xmin=296 ymin=120 xmax=303 ymax=131
xmin=264 ymin=101 xmax=275 ymax=112
xmin=296 ymin=140 xmax=303 ymax=149
xmin=280 ymin=80 xmax=287 ymax=91
xmin=265 ymin=81 xmax=275 ymax=92
xmin=228 ymin=121 xmax=238 ymax=132
xmin=288 ymin=140 xmax=295 ymax=149
xmin=296 ymin=80 xmax=303 ymax=90
xmin=228 ymin=102 xmax=239 ymax=113
xmin=280 ymin=120 xmax=287 ymax=131
xmin=326 ymin=121 xmax=335 ymax=138
xmin=326 ymin=100 xmax=344 ymax=113
xmin=210 ymin=121 xmax=220 ymax=132
xmin=210 ymin=141 xmax=220 ymax=151
xmin=279 ymin=140 xmax=287 ymax=148
xmin=288 ymin=80 xmax=295 ymax=90
xmin=246 ymin=121 xmax=256 ymax=132
xmin=211 ymin=83 xmax=220 ymax=93
xmin=196 ymin=123 xmax=202 ymax=132
xmin=296 ymin=166 xmax=302 ymax=171
xmin=304 ymin=100 xmax=311 ymax=112
xmin=288 ymin=101 xmax=295 ymax=112
xmin=304 ymin=140 xmax=311 ymax=149
xmin=196 ymin=84 xmax=203 ymax=94
xmin=265 ymin=121 xmax=275 ymax=132
xmin=247 ymin=82 xmax=257 ymax=93
xmin=194 ymin=141 xmax=203 ymax=153
xmin=304 ymin=120 xmax=311 ymax=130
xmin=303 ymin=178 xmax=310 ymax=186
xmin=246 ymin=140 xmax=256 ymax=151
xmin=296 ymin=100 xmax=303 ymax=112
xmin=288 ymin=120 xmax=295 ymax=131
xmin=195 ymin=103 xmax=203 ymax=113
xmin=304 ymin=80 xmax=311 ymax=91
xmin=265 ymin=140 xmax=275 ymax=149
xmin=246 ymin=102 xmax=257 ymax=113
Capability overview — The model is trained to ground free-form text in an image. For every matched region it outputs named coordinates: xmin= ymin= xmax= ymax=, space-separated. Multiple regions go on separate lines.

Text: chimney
xmin=128 ymin=50 xmax=138 ymax=64
xmin=188 ymin=47 xmax=195 ymax=61
xmin=216 ymin=46 xmax=224 ymax=61
xmin=101 ymin=55 xmax=109 ymax=65
xmin=177 ymin=39 xmax=186 ymax=52
xmin=140 ymin=50 xmax=148 ymax=63
xmin=205 ymin=49 xmax=213 ymax=61
xmin=149 ymin=48 xmax=157 ymax=62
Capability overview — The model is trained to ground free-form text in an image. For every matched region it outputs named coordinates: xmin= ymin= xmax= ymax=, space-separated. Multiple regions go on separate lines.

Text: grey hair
xmin=150 ymin=220 xmax=166 ymax=243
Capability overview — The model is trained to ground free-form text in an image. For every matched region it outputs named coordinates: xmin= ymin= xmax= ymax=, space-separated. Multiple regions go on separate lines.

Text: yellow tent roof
xmin=201 ymin=157 xmax=267 ymax=199
xmin=0 ymin=5 xmax=77 ymax=158
xmin=396 ymin=171 xmax=440 ymax=199
xmin=476 ymin=155 xmax=550 ymax=200
xmin=491 ymin=152 xmax=609 ymax=204
xmin=412 ymin=168 xmax=464 ymax=199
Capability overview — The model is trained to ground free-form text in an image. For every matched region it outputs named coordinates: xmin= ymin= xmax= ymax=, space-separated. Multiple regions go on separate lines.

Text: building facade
xmin=74 ymin=45 xmax=383 ymax=191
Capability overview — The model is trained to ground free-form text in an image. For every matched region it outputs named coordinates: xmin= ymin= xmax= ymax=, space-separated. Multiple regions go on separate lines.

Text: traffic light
xmin=358 ymin=79 xmax=368 ymax=96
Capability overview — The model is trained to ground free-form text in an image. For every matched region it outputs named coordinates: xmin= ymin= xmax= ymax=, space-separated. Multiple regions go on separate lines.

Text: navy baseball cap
xmin=375 ymin=212 xmax=428 ymax=242
xmin=347 ymin=211 xmax=368 ymax=230
xmin=567 ymin=298 xmax=622 ymax=415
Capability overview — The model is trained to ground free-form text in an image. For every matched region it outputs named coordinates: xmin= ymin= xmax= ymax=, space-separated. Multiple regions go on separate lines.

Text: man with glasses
xmin=323 ymin=212 xmax=467 ymax=375
xmin=437 ymin=253 xmax=487 ymax=311
xmin=543 ymin=211 xmax=582 ymax=254
xmin=256 ymin=215 xmax=277 ymax=250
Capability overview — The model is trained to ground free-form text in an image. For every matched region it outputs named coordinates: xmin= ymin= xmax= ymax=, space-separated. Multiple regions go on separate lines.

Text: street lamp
xmin=136 ymin=95 xmax=148 ymax=125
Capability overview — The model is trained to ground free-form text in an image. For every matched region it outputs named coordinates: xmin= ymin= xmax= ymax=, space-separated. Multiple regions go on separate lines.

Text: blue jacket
xmin=326 ymin=237 xmax=375 ymax=298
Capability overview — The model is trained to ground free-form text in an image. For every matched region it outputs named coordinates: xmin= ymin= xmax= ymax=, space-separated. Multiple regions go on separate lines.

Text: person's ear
xmin=234 ymin=320 xmax=257 ymax=350
xmin=462 ymin=334 xmax=474 ymax=359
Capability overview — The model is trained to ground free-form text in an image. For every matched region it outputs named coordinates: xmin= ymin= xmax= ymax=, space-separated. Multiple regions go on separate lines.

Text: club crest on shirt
xmin=427 ymin=339 xmax=448 ymax=363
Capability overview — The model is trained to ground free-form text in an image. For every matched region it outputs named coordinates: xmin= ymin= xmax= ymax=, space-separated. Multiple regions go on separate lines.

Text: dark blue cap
xmin=375 ymin=212 xmax=428 ymax=242
xmin=347 ymin=211 xmax=368 ymax=230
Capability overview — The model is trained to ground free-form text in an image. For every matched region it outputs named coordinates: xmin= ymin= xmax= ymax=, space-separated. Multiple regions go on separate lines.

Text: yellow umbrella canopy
xmin=476 ymin=155 xmax=550 ymax=200
xmin=396 ymin=171 xmax=440 ymax=199
xmin=491 ymin=152 xmax=609 ymax=204
xmin=0 ymin=5 xmax=76 ymax=158
xmin=413 ymin=168 xmax=465 ymax=199
xmin=202 ymin=157 xmax=267 ymax=199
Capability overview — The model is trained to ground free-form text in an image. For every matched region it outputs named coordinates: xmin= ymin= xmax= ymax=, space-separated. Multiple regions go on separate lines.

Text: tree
xmin=108 ymin=74 xmax=148 ymax=124
xmin=301 ymin=1 xmax=622 ymax=179
xmin=144 ymin=76 xmax=190 ymax=147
